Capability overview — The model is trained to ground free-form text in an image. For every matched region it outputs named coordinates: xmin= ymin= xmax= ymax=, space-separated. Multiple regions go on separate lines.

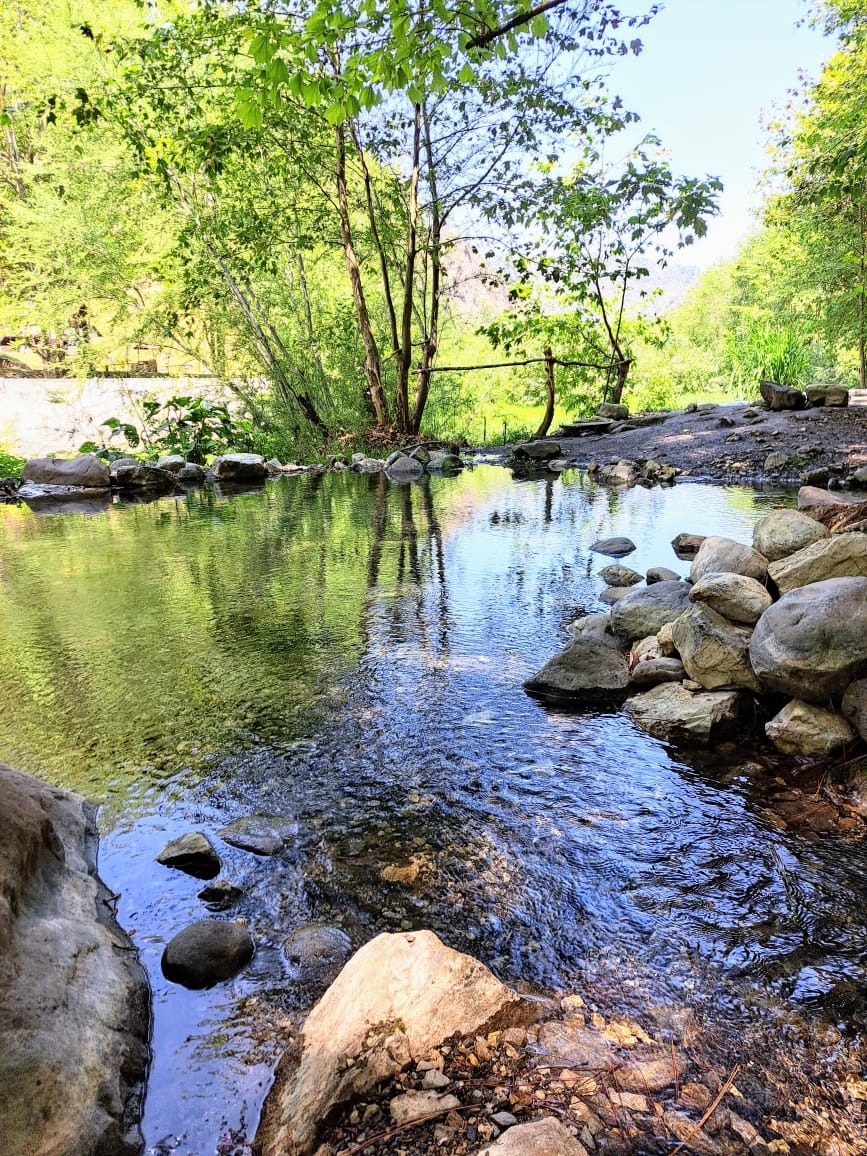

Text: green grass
xmin=0 ymin=451 xmax=24 ymax=477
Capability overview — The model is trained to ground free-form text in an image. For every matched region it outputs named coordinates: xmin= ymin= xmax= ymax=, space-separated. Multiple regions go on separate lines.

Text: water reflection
xmin=1 ymin=469 xmax=861 ymax=1154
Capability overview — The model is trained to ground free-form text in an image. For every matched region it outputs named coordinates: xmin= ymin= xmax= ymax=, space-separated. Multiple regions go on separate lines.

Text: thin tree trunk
xmin=534 ymin=346 xmax=556 ymax=437
xmin=334 ymin=123 xmax=389 ymax=426
xmin=411 ymin=101 xmax=442 ymax=435
xmin=860 ymin=203 xmax=866 ymax=391
xmin=609 ymin=357 xmax=632 ymax=405
xmin=395 ymin=103 xmax=422 ymax=435
xmin=349 ymin=120 xmax=400 ymax=361
xmin=296 ymin=249 xmax=334 ymax=407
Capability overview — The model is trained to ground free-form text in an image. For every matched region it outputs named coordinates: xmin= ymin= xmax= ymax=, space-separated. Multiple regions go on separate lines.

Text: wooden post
xmin=533 ymin=347 xmax=556 ymax=438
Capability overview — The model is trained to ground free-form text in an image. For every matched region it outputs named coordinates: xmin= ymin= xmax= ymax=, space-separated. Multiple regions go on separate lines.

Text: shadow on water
xmin=0 ymin=468 xmax=864 ymax=1152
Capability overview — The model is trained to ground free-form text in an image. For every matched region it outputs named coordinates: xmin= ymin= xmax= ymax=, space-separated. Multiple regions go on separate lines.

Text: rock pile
xmin=524 ymin=487 xmax=867 ymax=759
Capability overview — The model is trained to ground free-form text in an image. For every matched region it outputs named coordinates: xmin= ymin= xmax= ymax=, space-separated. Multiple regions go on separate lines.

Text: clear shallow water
xmin=0 ymin=468 xmax=864 ymax=1153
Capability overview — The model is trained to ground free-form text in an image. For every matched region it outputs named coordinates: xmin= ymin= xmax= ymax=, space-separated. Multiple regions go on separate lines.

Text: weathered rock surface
xmin=427 ymin=450 xmax=464 ymax=472
xmin=156 ymin=454 xmax=186 ymax=473
xmin=797 ymin=485 xmax=866 ymax=511
xmin=256 ymin=930 xmax=537 ymax=1156
xmin=597 ymin=402 xmax=629 ymax=420
xmin=211 ymin=453 xmax=267 ymax=483
xmin=385 ymin=452 xmax=424 ymax=480
xmin=690 ymin=535 xmax=769 ymax=584
xmin=477 ymin=1116 xmax=590 ymax=1155
xmin=765 ymin=700 xmax=855 ymax=756
xmin=161 ymin=918 xmax=254 ymax=989
xmin=156 ymin=831 xmax=221 ymax=878
xmin=523 ymin=634 xmax=630 ymax=701
xmin=842 ymin=679 xmax=867 ymax=742
xmin=688 ymin=571 xmax=773 ymax=626
xmin=598 ymin=563 xmax=643 ymax=587
xmin=629 ymin=657 xmax=687 ymax=687
xmin=767 ymin=531 xmax=867 ymax=593
xmin=623 ymin=683 xmax=746 ymax=744
xmin=670 ymin=605 xmax=759 ymax=690
xmin=752 ymin=508 xmax=830 ymax=562
xmin=805 ymin=383 xmax=849 ymax=407
xmin=760 ymin=380 xmax=806 ymax=411
xmin=589 ymin=535 xmax=636 ymax=557
xmin=21 ymin=452 xmax=110 ymax=489
xmin=197 ymin=879 xmax=244 ymax=910
xmin=598 ymin=585 xmax=634 ymax=605
xmin=749 ymin=577 xmax=867 ymax=701
xmin=671 ymin=532 xmax=704 ymax=558
xmin=218 ymin=813 xmax=298 ymax=855
xmin=510 ymin=440 xmax=561 ymax=462
xmin=177 ymin=462 xmax=206 ymax=483
xmin=282 ymin=924 xmax=353 ymax=989
xmin=0 ymin=764 xmax=149 ymax=1156
xmin=111 ymin=461 xmax=176 ymax=492
xmin=566 ymin=613 xmax=612 ymax=639
xmin=646 ymin=565 xmax=681 ymax=584
xmin=390 ymin=1089 xmax=461 ymax=1125
xmin=609 ymin=581 xmax=693 ymax=641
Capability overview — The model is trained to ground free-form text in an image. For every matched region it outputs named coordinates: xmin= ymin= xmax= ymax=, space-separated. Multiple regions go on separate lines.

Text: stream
xmin=0 ymin=465 xmax=864 ymax=1153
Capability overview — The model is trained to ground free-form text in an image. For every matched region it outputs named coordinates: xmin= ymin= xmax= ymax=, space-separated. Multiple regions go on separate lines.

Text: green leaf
xmin=530 ymin=15 xmax=549 ymax=37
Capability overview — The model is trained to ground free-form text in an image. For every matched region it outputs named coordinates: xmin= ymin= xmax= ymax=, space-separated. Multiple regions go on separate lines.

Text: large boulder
xmin=21 ymin=453 xmax=110 ymax=489
xmin=623 ymin=683 xmax=747 ymax=745
xmin=767 ymin=532 xmax=867 ymax=594
xmin=765 ymin=700 xmax=855 ymax=756
xmin=111 ymin=461 xmax=176 ymax=493
xmin=0 ymin=765 xmax=149 ymax=1156
xmin=671 ymin=605 xmax=760 ymax=691
xmin=688 ymin=571 xmax=773 ymax=626
xmin=805 ymin=383 xmax=849 ymax=407
xmin=210 ymin=453 xmax=267 ymax=483
xmin=760 ymin=380 xmax=806 ymax=411
xmin=385 ymin=452 xmax=424 ymax=480
xmin=597 ymin=402 xmax=629 ymax=420
xmin=690 ymin=536 xmax=769 ymax=584
xmin=752 ymin=509 xmax=830 ymax=562
xmin=749 ymin=577 xmax=867 ymax=701
xmin=609 ymin=581 xmax=692 ymax=641
xmin=523 ymin=634 xmax=630 ymax=702
xmin=255 ymin=930 xmax=537 ymax=1156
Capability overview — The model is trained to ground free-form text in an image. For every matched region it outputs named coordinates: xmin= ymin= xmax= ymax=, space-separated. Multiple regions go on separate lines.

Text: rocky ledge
xmin=0 ymin=764 xmax=150 ymax=1156
xmin=524 ymin=488 xmax=867 ymax=777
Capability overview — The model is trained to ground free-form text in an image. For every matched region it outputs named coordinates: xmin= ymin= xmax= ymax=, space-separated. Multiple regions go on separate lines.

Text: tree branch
xmin=466 ymin=0 xmax=568 ymax=50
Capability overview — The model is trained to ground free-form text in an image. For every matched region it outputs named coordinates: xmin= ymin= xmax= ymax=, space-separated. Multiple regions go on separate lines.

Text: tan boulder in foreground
xmin=477 ymin=1117 xmax=590 ymax=1155
xmin=256 ymin=930 xmax=537 ymax=1156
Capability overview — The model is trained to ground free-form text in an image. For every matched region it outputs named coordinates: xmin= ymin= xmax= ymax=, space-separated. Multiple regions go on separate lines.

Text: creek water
xmin=0 ymin=466 xmax=864 ymax=1154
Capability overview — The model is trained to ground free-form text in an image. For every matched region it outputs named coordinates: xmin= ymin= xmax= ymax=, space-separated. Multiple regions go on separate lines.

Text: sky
xmin=605 ymin=0 xmax=833 ymax=267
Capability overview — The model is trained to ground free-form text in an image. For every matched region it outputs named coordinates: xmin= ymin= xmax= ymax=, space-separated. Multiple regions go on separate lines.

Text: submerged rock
xmin=218 ymin=813 xmax=298 ymax=855
xmin=161 ymin=919 xmax=254 ymax=989
xmin=589 ymin=535 xmax=636 ymax=557
xmin=281 ymin=924 xmax=353 ymax=989
xmin=523 ymin=634 xmax=630 ymax=702
xmin=0 ymin=765 xmax=149 ymax=1156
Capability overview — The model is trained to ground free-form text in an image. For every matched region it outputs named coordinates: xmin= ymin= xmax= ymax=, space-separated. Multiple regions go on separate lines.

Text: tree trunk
xmin=608 ymin=357 xmax=632 ymax=405
xmin=533 ymin=347 xmax=556 ymax=437
xmin=334 ymin=124 xmax=389 ymax=426
xmin=859 ymin=204 xmax=866 ymax=391
xmin=410 ymin=101 xmax=442 ymax=436
xmin=395 ymin=104 xmax=422 ymax=435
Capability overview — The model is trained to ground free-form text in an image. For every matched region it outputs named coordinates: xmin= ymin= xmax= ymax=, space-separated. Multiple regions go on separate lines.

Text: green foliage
xmin=726 ymin=323 xmax=812 ymax=394
xmin=80 ymin=396 xmax=255 ymax=463
xmin=0 ymin=452 xmax=25 ymax=477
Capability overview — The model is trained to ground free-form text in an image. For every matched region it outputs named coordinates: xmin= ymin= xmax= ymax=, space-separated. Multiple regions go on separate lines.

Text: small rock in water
xmin=156 ymin=832 xmax=221 ymax=879
xmin=197 ymin=879 xmax=244 ymax=910
xmin=217 ymin=814 xmax=298 ymax=855
xmin=590 ymin=536 xmax=636 ymax=557
xmin=161 ymin=919 xmax=254 ymax=989
xmin=281 ymin=924 xmax=352 ymax=988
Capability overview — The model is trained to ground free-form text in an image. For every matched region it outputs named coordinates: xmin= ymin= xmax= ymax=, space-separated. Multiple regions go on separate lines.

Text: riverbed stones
xmin=111 ymin=461 xmax=176 ymax=492
xmin=609 ymin=581 xmax=693 ymax=640
xmin=282 ymin=924 xmax=353 ymax=989
xmin=389 ymin=1089 xmax=461 ymax=1126
xmin=805 ymin=382 xmax=849 ymax=407
xmin=156 ymin=831 xmax=221 ymax=878
xmin=842 ymin=679 xmax=867 ymax=742
xmin=767 ymin=531 xmax=867 ymax=593
xmin=765 ymin=700 xmax=855 ymax=756
xmin=752 ymin=508 xmax=830 ymax=562
xmin=749 ymin=577 xmax=867 ymax=701
xmin=427 ymin=450 xmax=464 ymax=472
xmin=599 ymin=563 xmax=643 ymax=586
xmin=760 ymin=380 xmax=806 ymax=411
xmin=177 ymin=462 xmax=205 ymax=483
xmin=161 ymin=918 xmax=254 ymax=989
xmin=217 ymin=813 xmax=298 ymax=855
xmin=255 ymin=930 xmax=537 ymax=1156
xmin=478 ymin=1117 xmax=590 ymax=1155
xmin=0 ymin=765 xmax=149 ymax=1156
xmin=623 ymin=683 xmax=746 ymax=744
xmin=21 ymin=452 xmax=110 ymax=489
xmin=510 ymin=439 xmax=561 ymax=461
xmin=522 ymin=634 xmax=630 ymax=701
xmin=688 ymin=571 xmax=773 ymax=625
xmin=197 ymin=879 xmax=244 ymax=910
xmin=156 ymin=454 xmax=186 ymax=473
xmin=210 ymin=452 xmax=266 ymax=483
xmin=589 ymin=535 xmax=636 ymax=556
xmin=690 ymin=535 xmax=769 ymax=584
xmin=628 ymin=656 xmax=687 ymax=687
xmin=670 ymin=605 xmax=760 ymax=690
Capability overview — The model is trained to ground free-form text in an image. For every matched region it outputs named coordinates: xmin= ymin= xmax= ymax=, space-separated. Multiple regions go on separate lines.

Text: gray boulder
xmin=177 ymin=462 xmax=206 ymax=483
xmin=765 ymin=700 xmax=855 ymax=756
xmin=426 ymin=450 xmax=464 ymax=472
xmin=510 ymin=440 xmax=561 ymax=461
xmin=609 ymin=581 xmax=693 ymax=641
xmin=646 ymin=566 xmax=681 ymax=584
xmin=767 ymin=532 xmax=867 ymax=594
xmin=671 ymin=604 xmax=760 ymax=691
xmin=211 ymin=453 xmax=266 ymax=483
xmin=599 ymin=564 xmax=643 ymax=587
xmin=628 ymin=657 xmax=686 ymax=688
xmin=161 ymin=919 xmax=254 ymax=989
xmin=156 ymin=455 xmax=186 ymax=473
xmin=566 ymin=613 xmax=612 ymax=639
xmin=805 ymin=383 xmax=849 ymax=407
xmin=156 ymin=831 xmax=221 ymax=879
xmin=21 ymin=452 xmax=110 ymax=489
xmin=218 ymin=813 xmax=297 ymax=856
xmin=760 ymin=380 xmax=806 ymax=411
xmin=842 ymin=679 xmax=867 ymax=742
xmin=690 ymin=535 xmax=769 ymax=584
xmin=111 ymin=461 xmax=176 ymax=493
xmin=752 ymin=509 xmax=830 ymax=562
xmin=0 ymin=765 xmax=149 ymax=1156
xmin=688 ymin=571 xmax=773 ymax=625
xmin=385 ymin=452 xmax=424 ymax=480
xmin=282 ymin=924 xmax=353 ymax=990
xmin=749 ymin=577 xmax=867 ymax=701
xmin=590 ymin=535 xmax=636 ymax=557
xmin=523 ymin=634 xmax=630 ymax=702
xmin=623 ymin=684 xmax=747 ymax=745
xmin=597 ymin=402 xmax=629 ymax=420
xmin=599 ymin=585 xmax=635 ymax=605
xmin=671 ymin=532 xmax=705 ymax=558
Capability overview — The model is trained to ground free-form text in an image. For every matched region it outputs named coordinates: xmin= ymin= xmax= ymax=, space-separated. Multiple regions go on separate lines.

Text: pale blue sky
xmin=608 ymin=0 xmax=832 ymax=265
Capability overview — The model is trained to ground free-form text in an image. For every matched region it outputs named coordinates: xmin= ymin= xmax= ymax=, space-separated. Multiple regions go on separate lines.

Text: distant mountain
xmin=624 ymin=262 xmax=701 ymax=313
